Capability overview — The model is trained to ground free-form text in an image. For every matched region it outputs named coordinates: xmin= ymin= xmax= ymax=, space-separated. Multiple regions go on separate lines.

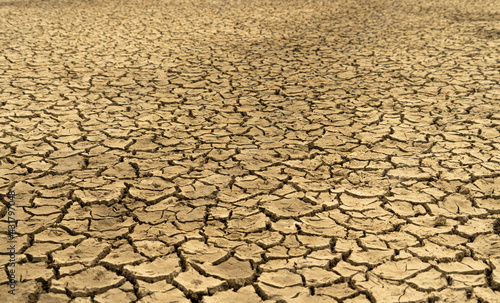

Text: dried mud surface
xmin=1 ymin=0 xmax=500 ymax=302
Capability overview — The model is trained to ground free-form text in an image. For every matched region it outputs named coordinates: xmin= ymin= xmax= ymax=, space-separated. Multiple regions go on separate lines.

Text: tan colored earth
xmin=1 ymin=0 xmax=500 ymax=302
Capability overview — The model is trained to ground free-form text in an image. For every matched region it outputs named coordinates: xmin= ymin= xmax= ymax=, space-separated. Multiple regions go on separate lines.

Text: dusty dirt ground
xmin=1 ymin=0 xmax=500 ymax=302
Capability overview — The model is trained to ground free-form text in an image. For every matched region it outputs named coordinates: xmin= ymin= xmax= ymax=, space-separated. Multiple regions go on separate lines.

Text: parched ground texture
xmin=1 ymin=0 xmax=500 ymax=302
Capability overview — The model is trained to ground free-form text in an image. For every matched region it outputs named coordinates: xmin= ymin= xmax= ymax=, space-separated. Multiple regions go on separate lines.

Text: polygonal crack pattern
xmin=1 ymin=0 xmax=500 ymax=302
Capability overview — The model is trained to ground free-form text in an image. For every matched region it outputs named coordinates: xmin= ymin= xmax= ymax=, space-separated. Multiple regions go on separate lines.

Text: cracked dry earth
xmin=1 ymin=0 xmax=500 ymax=302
